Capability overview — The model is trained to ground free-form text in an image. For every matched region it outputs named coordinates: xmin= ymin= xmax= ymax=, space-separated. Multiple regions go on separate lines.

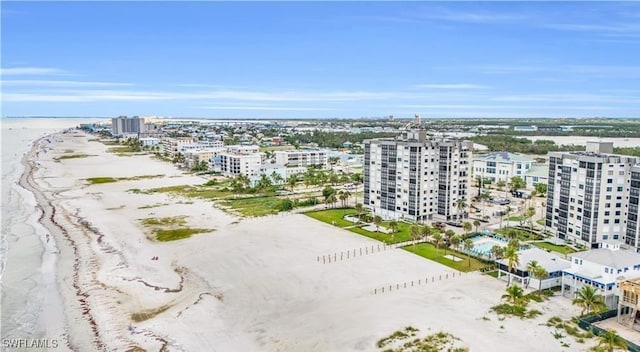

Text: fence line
xmin=372 ymin=271 xmax=464 ymax=295
xmin=316 ymin=243 xmax=407 ymax=264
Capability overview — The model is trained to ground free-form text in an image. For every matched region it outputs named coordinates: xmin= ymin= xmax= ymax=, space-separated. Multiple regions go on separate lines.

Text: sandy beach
xmin=4 ymin=126 xmax=595 ymax=351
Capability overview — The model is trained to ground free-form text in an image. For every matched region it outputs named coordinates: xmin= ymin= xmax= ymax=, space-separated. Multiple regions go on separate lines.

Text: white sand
xmin=19 ymin=129 xmax=597 ymax=351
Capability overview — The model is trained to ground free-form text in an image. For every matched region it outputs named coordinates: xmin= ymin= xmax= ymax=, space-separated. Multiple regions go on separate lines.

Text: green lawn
xmin=305 ymin=208 xmax=358 ymax=227
xmin=507 ymin=216 xmax=524 ymax=222
xmin=532 ymin=241 xmax=577 ymax=255
xmin=536 ymin=218 xmax=546 ymax=226
xmin=403 ymin=243 xmax=487 ymax=272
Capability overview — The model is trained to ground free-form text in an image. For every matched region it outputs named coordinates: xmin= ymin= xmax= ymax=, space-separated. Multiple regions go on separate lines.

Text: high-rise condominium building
xmin=364 ymin=130 xmax=472 ymax=222
xmin=546 ymin=141 xmax=639 ymax=249
xmin=111 ymin=116 xmax=146 ymax=136
xmin=625 ymin=166 xmax=640 ymax=249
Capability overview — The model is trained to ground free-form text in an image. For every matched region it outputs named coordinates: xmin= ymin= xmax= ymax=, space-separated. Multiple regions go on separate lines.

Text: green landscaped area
xmin=404 ymin=243 xmax=487 ymax=272
xmin=220 ymin=196 xmax=282 ymax=217
xmin=138 ymin=184 xmax=234 ymax=199
xmin=532 ymin=241 xmax=577 ymax=255
xmin=303 ymin=209 xmax=421 ymax=244
xmin=139 ymin=216 xmax=213 ymax=241
xmin=494 ymin=227 xmax=543 ymax=241
xmin=305 ymin=208 xmax=358 ymax=227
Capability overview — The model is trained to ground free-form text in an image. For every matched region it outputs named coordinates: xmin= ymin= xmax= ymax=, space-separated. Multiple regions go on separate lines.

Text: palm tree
xmin=479 ymin=191 xmax=491 ymax=219
xmin=455 ymin=198 xmax=468 ymax=221
xmin=410 ymin=225 xmax=421 ymax=248
xmin=463 ymin=221 xmax=472 ymax=234
xmin=473 ymin=219 xmax=481 ymax=233
xmin=355 ymin=203 xmax=364 ymax=222
xmin=444 ymin=230 xmax=456 ymax=255
xmin=373 ymin=215 xmax=382 ymax=232
xmin=533 ymin=266 xmax=548 ymax=294
xmin=573 ymin=285 xmax=606 ymax=316
xmin=432 ymin=232 xmax=443 ymax=254
xmin=270 ymin=171 xmax=283 ymax=186
xmin=504 ymin=246 xmax=520 ymax=286
xmin=464 ymin=238 xmax=474 ymax=267
xmin=496 ymin=180 xmax=506 ymax=193
xmin=524 ymin=206 xmax=536 ymax=230
xmin=526 ymin=260 xmax=540 ymax=289
xmin=341 ymin=190 xmax=352 ymax=207
xmin=502 ymin=285 xmax=525 ymax=306
xmin=326 ymin=193 xmax=338 ymax=209
xmin=490 ymin=245 xmax=504 ymax=260
xmin=450 ymin=235 xmax=461 ymax=251
xmin=421 ymin=224 xmax=433 ymax=240
xmin=338 ymin=191 xmax=348 ymax=208
xmin=286 ymin=174 xmax=298 ymax=192
xmin=597 ymin=329 xmax=627 ymax=352
xmin=389 ymin=220 xmax=399 ymax=233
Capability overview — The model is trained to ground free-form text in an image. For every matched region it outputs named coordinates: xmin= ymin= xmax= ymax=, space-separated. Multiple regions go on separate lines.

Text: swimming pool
xmin=468 ymin=235 xmax=509 ymax=257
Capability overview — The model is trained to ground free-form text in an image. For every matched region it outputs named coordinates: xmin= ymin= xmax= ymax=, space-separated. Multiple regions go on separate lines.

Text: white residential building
xmin=364 ymin=130 xmax=472 ymax=222
xmin=219 ymin=152 xmax=263 ymax=178
xmin=183 ymin=148 xmax=226 ymax=169
xmin=524 ymin=164 xmax=549 ymax=188
xmin=546 ymin=141 xmax=639 ymax=248
xmin=496 ymin=247 xmax=570 ymax=289
xmin=274 ymin=150 xmax=328 ymax=169
xmin=178 ymin=140 xmax=225 ymax=154
xmin=561 ymin=241 xmax=640 ymax=308
xmin=161 ymin=137 xmax=198 ymax=158
xmin=139 ymin=137 xmax=161 ymax=148
xmin=472 ymin=151 xmax=534 ymax=184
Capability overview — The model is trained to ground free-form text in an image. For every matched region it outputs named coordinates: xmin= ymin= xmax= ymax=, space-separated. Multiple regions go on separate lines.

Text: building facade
xmin=472 ymin=151 xmax=533 ymax=184
xmin=546 ymin=142 xmax=639 ymax=248
xmin=274 ymin=150 xmax=328 ymax=169
xmin=111 ymin=116 xmax=146 ymax=136
xmin=364 ymin=130 xmax=472 ymax=221
xmin=561 ymin=242 xmax=640 ymax=309
xmin=625 ymin=166 xmax=640 ymax=249
xmin=219 ymin=152 xmax=263 ymax=178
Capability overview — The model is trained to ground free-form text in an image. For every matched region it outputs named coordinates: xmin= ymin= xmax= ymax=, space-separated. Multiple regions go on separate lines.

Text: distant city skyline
xmin=1 ymin=2 xmax=639 ymax=119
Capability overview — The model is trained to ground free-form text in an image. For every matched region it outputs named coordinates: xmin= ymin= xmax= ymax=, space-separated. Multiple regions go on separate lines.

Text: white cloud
xmin=0 ymin=67 xmax=66 ymax=76
xmin=2 ymin=80 xmax=133 ymax=87
xmin=197 ymin=105 xmax=334 ymax=111
xmin=414 ymin=83 xmax=490 ymax=90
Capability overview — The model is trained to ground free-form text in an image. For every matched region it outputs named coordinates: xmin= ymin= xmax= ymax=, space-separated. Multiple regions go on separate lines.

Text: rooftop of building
xmin=498 ymin=247 xmax=570 ymax=273
xmin=571 ymin=247 xmax=640 ymax=269
xmin=474 ymin=151 xmax=533 ymax=163
xmin=526 ymin=164 xmax=549 ymax=178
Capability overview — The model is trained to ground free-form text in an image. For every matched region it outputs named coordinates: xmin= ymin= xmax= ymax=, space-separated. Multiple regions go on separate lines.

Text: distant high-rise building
xmin=111 ymin=116 xmax=146 ymax=136
xmin=414 ymin=114 xmax=421 ymax=126
xmin=364 ymin=130 xmax=472 ymax=221
xmin=546 ymin=141 xmax=639 ymax=249
xmin=388 ymin=115 xmax=394 ymax=122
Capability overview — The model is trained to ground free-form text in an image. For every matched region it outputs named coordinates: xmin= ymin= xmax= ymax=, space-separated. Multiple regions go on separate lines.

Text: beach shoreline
xmin=4 ymin=124 xmax=595 ymax=351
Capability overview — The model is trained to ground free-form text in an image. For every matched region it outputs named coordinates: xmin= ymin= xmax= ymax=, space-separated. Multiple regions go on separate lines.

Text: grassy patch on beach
xmin=155 ymin=228 xmax=212 ymax=241
xmin=220 ymin=196 xmax=281 ymax=217
xmin=138 ymin=203 xmax=169 ymax=209
xmin=532 ymin=241 xmax=576 ymax=255
xmin=86 ymin=174 xmax=165 ymax=185
xmin=108 ymin=145 xmax=142 ymax=155
xmin=54 ymin=153 xmax=94 ymax=161
xmin=139 ymin=216 xmax=213 ymax=241
xmin=491 ymin=303 xmax=542 ymax=319
xmin=131 ymin=304 xmax=172 ymax=322
xmin=139 ymin=184 xmax=233 ymax=199
xmin=376 ymin=327 xmax=468 ymax=352
xmin=404 ymin=243 xmax=486 ymax=272
xmin=305 ymin=208 xmax=358 ymax=227
xmin=141 ymin=216 xmax=188 ymax=227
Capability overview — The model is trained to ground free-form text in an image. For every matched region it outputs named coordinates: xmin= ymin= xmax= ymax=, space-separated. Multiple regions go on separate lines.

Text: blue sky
xmin=1 ymin=1 xmax=639 ymax=119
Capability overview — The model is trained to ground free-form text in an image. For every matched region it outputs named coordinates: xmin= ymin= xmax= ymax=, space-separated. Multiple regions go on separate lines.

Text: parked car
xmin=446 ymin=221 xmax=463 ymax=228
xmin=433 ymin=221 xmax=446 ymax=230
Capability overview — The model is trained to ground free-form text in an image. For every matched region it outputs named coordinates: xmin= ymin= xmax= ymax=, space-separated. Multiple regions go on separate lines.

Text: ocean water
xmin=0 ymin=118 xmax=104 ymax=341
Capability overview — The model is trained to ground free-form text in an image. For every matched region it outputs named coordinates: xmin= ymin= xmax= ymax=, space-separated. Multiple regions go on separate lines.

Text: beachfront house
xmin=496 ymin=247 xmax=570 ymax=288
xmin=561 ymin=241 xmax=640 ymax=309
